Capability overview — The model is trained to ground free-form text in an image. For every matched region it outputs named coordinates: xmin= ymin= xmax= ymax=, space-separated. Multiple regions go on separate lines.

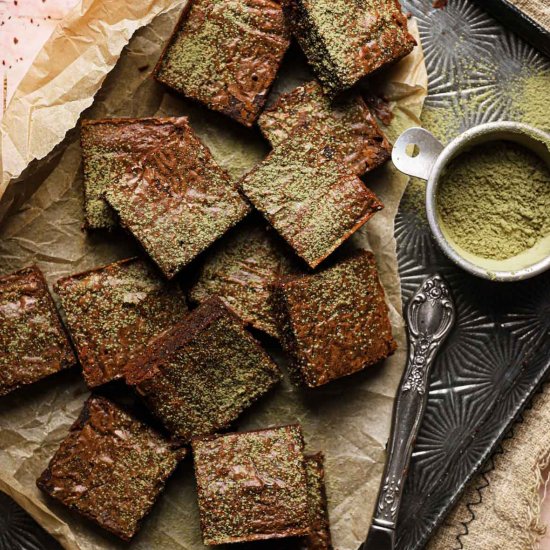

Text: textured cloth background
xmin=429 ymin=384 xmax=550 ymax=550
xmin=508 ymin=0 xmax=550 ymax=31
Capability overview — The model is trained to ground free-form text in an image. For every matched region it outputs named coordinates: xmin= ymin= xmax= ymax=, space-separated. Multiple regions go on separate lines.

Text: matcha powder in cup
xmin=436 ymin=140 xmax=550 ymax=263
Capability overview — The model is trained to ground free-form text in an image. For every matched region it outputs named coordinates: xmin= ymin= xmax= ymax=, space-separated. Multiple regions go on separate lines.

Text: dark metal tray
xmin=395 ymin=0 xmax=550 ymax=548
xmin=0 ymin=491 xmax=61 ymax=550
xmin=472 ymin=0 xmax=550 ymax=58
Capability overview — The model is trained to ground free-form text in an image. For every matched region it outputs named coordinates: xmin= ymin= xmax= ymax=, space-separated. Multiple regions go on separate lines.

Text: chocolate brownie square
xmin=0 ymin=266 xmax=75 ymax=397
xmin=37 ymin=396 xmax=185 ymax=541
xmin=239 ymin=126 xmax=383 ymax=268
xmin=125 ymin=297 xmax=281 ymax=441
xmin=104 ymin=117 xmax=249 ymax=278
xmin=190 ymin=219 xmax=302 ymax=337
xmin=81 ymin=117 xmax=193 ymax=229
xmin=258 ymin=80 xmax=391 ymax=176
xmin=196 ymin=451 xmax=332 ymax=549
xmin=271 ymin=250 xmax=396 ymax=387
xmin=154 ymin=0 xmax=290 ymax=126
xmin=282 ymin=0 xmax=416 ymax=95
xmin=55 ymin=257 xmax=188 ymax=388
xmin=302 ymin=453 xmax=333 ymax=550
xmin=192 ymin=425 xmax=311 ymax=545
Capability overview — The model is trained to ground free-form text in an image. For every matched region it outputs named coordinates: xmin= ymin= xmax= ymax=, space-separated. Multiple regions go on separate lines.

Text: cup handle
xmin=391 ymin=127 xmax=444 ymax=181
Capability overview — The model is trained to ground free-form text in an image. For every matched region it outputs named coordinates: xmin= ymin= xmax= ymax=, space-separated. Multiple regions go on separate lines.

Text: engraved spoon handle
xmin=362 ymin=275 xmax=455 ymax=550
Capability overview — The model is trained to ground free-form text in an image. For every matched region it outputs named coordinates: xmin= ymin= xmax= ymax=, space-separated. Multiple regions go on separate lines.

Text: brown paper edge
xmin=0 ymin=0 xmax=187 ymax=198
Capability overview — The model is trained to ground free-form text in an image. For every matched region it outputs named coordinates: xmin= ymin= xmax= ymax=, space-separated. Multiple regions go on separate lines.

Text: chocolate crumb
xmin=364 ymin=93 xmax=394 ymax=126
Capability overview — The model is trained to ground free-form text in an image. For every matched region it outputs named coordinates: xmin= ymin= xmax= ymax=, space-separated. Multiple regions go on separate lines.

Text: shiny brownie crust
xmin=190 ymin=219 xmax=302 ymax=337
xmin=103 ymin=117 xmax=249 ymax=278
xmin=125 ymin=297 xmax=281 ymax=441
xmin=282 ymin=0 xmax=416 ymax=95
xmin=258 ymin=80 xmax=391 ymax=176
xmin=239 ymin=125 xmax=383 ymax=268
xmin=81 ymin=117 xmax=192 ymax=229
xmin=0 ymin=265 xmax=75 ymax=397
xmin=271 ymin=250 xmax=397 ymax=387
xmin=55 ymin=257 xmax=188 ymax=388
xmin=192 ymin=425 xmax=311 ymax=544
xmin=154 ymin=0 xmax=290 ymax=126
xmin=37 ymin=396 xmax=185 ymax=541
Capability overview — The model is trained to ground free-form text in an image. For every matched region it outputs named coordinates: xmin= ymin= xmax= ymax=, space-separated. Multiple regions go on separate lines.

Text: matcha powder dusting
xmin=437 ymin=141 xmax=550 ymax=260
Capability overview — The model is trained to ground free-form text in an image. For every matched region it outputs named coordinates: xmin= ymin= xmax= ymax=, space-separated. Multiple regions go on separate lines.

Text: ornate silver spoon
xmin=362 ymin=274 xmax=455 ymax=550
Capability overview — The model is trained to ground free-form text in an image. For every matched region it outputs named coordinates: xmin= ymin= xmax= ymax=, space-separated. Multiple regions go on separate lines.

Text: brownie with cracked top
xmin=55 ymin=257 xmax=188 ymax=388
xmin=189 ymin=219 xmax=302 ymax=337
xmin=103 ymin=117 xmax=249 ymax=278
xmin=271 ymin=250 xmax=396 ymax=387
xmin=258 ymin=80 xmax=391 ymax=176
xmin=37 ymin=396 xmax=185 ymax=541
xmin=125 ymin=296 xmax=281 ymax=442
xmin=154 ymin=0 xmax=290 ymax=126
xmin=239 ymin=125 xmax=383 ymax=268
xmin=216 ymin=453 xmax=333 ymax=549
xmin=0 ymin=265 xmax=75 ymax=397
xmin=302 ymin=453 xmax=333 ymax=550
xmin=192 ymin=425 xmax=311 ymax=545
xmin=81 ymin=117 xmax=193 ymax=229
xmin=281 ymin=0 xmax=416 ymax=96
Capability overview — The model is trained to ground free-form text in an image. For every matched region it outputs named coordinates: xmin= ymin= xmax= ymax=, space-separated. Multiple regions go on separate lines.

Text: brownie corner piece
xmin=37 ymin=395 xmax=184 ymax=541
xmin=104 ymin=119 xmax=249 ymax=278
xmin=258 ymin=80 xmax=391 ymax=176
xmin=239 ymin=126 xmax=383 ymax=268
xmin=0 ymin=265 xmax=75 ymax=397
xmin=192 ymin=425 xmax=311 ymax=545
xmin=125 ymin=296 xmax=281 ymax=441
xmin=282 ymin=0 xmax=416 ymax=95
xmin=154 ymin=0 xmax=290 ymax=126
xmin=272 ymin=250 xmax=396 ymax=387
xmin=55 ymin=257 xmax=188 ymax=388
xmin=189 ymin=221 xmax=302 ymax=337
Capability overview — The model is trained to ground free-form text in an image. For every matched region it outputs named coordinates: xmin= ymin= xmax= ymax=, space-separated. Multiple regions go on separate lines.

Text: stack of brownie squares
xmin=0 ymin=0 xmax=416 ymax=545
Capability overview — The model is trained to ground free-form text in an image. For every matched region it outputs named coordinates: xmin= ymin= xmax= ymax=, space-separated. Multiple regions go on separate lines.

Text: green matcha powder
xmin=436 ymin=141 xmax=550 ymax=260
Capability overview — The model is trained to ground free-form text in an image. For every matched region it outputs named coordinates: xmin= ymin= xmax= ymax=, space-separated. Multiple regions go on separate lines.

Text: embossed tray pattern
xmin=0 ymin=492 xmax=61 ymax=550
xmin=395 ymin=1 xmax=550 ymax=548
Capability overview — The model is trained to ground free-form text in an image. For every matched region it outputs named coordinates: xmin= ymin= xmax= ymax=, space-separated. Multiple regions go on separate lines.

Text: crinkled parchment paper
xmin=0 ymin=2 xmax=426 ymax=547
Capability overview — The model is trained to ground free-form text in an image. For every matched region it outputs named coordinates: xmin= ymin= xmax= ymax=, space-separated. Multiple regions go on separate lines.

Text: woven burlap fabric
xmin=429 ymin=384 xmax=550 ymax=550
xmin=508 ymin=0 xmax=550 ymax=31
